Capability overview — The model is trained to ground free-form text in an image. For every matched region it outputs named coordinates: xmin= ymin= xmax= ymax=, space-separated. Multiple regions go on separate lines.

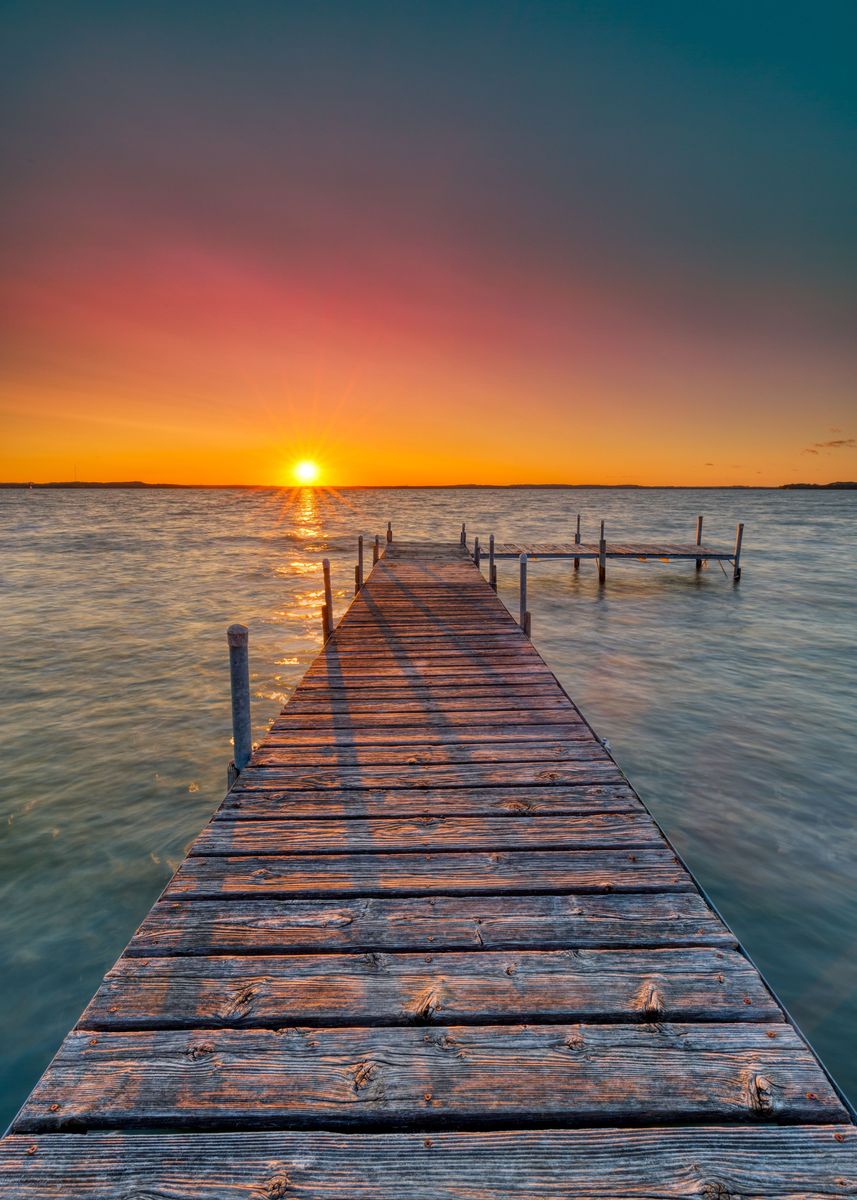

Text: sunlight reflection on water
xmin=0 ymin=484 xmax=855 ymax=1123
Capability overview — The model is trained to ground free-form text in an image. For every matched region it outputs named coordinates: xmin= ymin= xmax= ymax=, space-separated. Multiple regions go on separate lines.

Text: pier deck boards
xmin=3 ymin=541 xmax=853 ymax=1196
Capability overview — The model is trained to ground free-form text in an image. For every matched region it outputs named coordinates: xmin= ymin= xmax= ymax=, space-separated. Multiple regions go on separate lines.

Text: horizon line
xmin=2 ymin=481 xmax=855 ymax=491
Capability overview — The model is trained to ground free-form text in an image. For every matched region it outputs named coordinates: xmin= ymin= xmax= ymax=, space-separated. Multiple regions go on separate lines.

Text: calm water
xmin=1 ymin=486 xmax=855 ymax=1124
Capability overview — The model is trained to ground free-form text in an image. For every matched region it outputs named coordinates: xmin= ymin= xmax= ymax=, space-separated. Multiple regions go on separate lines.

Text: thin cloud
xmin=803 ymin=436 xmax=855 ymax=454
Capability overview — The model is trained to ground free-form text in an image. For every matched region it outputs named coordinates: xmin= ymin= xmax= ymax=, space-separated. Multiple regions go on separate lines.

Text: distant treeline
xmin=781 ymin=482 xmax=857 ymax=490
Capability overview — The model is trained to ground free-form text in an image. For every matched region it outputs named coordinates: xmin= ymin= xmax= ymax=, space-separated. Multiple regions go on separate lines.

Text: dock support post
xmin=357 ymin=535 xmax=364 ymax=590
xmin=598 ymin=521 xmax=606 ymax=584
xmin=696 ymin=515 xmax=703 ymax=571
xmin=519 ymin=553 xmax=528 ymax=628
xmin=227 ymin=623 xmax=251 ymax=787
xmin=373 ymin=535 xmax=380 ymax=565
xmin=474 ymin=536 xmax=480 ymax=567
xmin=574 ymin=513 xmax=581 ymax=571
xmin=460 ymin=522 xmax=466 ymax=547
xmin=489 ymin=534 xmax=496 ymax=590
xmin=322 ymin=558 xmax=334 ymax=640
xmin=733 ymin=522 xmax=744 ymax=582
xmin=387 ymin=521 xmax=393 ymax=544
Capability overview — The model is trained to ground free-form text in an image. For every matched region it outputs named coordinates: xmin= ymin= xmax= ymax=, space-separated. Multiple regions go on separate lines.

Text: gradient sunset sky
xmin=2 ymin=1 xmax=855 ymax=486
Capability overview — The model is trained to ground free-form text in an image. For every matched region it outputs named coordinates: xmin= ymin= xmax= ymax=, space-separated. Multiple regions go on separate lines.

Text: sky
xmin=1 ymin=0 xmax=855 ymax=486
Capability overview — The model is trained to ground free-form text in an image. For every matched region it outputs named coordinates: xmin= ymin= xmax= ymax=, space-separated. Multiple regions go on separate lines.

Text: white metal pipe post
xmin=489 ymin=534 xmax=496 ymax=590
xmin=519 ymin=553 xmax=528 ymax=628
xmin=322 ymin=558 xmax=334 ymax=640
xmin=227 ymin=623 xmax=251 ymax=779
xmin=598 ymin=520 xmax=606 ymax=584
xmin=733 ymin=522 xmax=744 ymax=582
xmin=696 ymin=514 xmax=704 ymax=572
xmin=574 ymin=513 xmax=581 ymax=571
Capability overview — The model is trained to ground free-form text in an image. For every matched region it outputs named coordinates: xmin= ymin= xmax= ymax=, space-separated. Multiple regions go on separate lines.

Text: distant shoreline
xmin=1 ymin=481 xmax=855 ymax=491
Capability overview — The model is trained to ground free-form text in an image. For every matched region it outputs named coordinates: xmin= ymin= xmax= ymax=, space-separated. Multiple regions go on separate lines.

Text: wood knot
xmin=637 ymin=980 xmax=665 ymax=1019
xmin=700 ymin=1182 xmax=735 ymax=1199
xmin=352 ymin=1061 xmax=376 ymax=1091
xmin=410 ymin=984 xmax=442 ymax=1022
xmin=747 ymin=1072 xmax=776 ymax=1116
xmin=25 ymin=1145 xmax=37 ymax=1157
xmin=186 ymin=1042 xmax=215 ymax=1061
xmin=267 ymin=1173 xmax=291 ymax=1198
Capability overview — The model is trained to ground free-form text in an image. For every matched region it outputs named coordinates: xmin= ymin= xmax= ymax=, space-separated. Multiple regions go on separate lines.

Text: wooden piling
xmin=322 ymin=559 xmax=334 ymax=640
xmin=519 ymin=553 xmax=528 ymax=628
xmin=696 ymin=515 xmax=704 ymax=572
xmin=474 ymin=536 xmax=480 ymax=567
xmin=373 ymin=535 xmax=380 ymax=565
xmin=357 ymin=535 xmax=364 ymax=590
xmin=733 ymin=522 xmax=744 ymax=582
xmin=574 ymin=513 xmax=581 ymax=571
xmin=598 ymin=521 xmax=606 ymax=584
xmin=226 ymin=624 xmax=251 ymax=780
xmin=387 ymin=521 xmax=393 ymax=544
xmin=460 ymin=522 xmax=466 ymax=547
xmin=489 ymin=534 xmax=496 ymax=590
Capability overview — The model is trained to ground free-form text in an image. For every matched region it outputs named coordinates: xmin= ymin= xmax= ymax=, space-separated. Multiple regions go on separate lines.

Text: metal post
xmin=373 ymin=535 xmax=380 ymax=564
xmin=227 ymin=624 xmax=251 ymax=783
xmin=357 ymin=535 xmax=364 ymax=589
xmin=460 ymin=522 xmax=466 ymax=547
xmin=574 ymin=513 xmax=581 ymax=571
xmin=519 ymin=553 xmax=528 ymax=628
xmin=474 ymin=536 xmax=480 ymax=567
xmin=489 ymin=534 xmax=496 ymax=590
xmin=386 ymin=521 xmax=393 ymax=544
xmin=733 ymin=522 xmax=744 ymax=582
xmin=695 ymin=514 xmax=704 ymax=572
xmin=598 ymin=520 xmax=606 ymax=584
xmin=322 ymin=558 xmax=334 ymax=639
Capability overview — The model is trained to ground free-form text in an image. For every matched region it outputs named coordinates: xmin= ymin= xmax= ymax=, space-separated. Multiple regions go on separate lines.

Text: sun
xmin=293 ymin=459 xmax=320 ymax=485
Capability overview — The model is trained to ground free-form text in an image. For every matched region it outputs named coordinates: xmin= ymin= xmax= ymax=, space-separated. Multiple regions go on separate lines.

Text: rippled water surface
xmin=1 ymin=485 xmax=855 ymax=1123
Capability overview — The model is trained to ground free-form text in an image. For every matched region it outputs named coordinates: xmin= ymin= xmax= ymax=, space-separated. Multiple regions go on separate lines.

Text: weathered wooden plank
xmin=167 ymin=848 xmax=691 ymax=899
xmin=272 ymin=710 xmax=583 ymax=729
xmin=249 ymin=741 xmax=606 ymax=767
xmin=218 ymin=783 xmax=642 ymax=819
xmin=129 ymin=892 xmax=737 ymax=956
xmin=81 ymin=947 xmax=780 ymax=1029
xmin=13 ymin=1022 xmax=845 ymax=1131
xmin=193 ymin=812 xmax=664 ymax=855
xmin=233 ymin=761 xmax=622 ymax=790
xmin=280 ymin=693 xmax=573 ymax=714
xmin=8 ymin=1127 xmax=854 ymax=1199
xmin=261 ymin=724 xmax=589 ymax=746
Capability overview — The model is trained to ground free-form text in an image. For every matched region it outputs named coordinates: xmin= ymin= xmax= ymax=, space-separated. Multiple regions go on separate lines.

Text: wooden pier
xmin=2 ymin=538 xmax=854 ymax=1196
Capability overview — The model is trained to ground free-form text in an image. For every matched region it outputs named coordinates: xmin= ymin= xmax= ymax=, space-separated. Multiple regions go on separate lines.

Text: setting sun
xmin=292 ymin=460 xmax=320 ymax=485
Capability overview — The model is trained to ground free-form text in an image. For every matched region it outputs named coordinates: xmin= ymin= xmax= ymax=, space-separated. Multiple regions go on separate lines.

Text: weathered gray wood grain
xmin=82 ymin=947 xmax=780 ymax=1029
xmin=131 ymin=891 xmax=732 ymax=955
xmin=218 ymin=783 xmax=641 ymax=820
xmin=192 ymin=812 xmax=663 ymax=855
xmin=13 ymin=1023 xmax=845 ymax=1131
xmin=167 ymin=848 xmax=692 ymax=899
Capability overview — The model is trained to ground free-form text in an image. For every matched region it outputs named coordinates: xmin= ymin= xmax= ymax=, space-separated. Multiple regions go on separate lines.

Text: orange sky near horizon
xmin=2 ymin=5 xmax=856 ymax=489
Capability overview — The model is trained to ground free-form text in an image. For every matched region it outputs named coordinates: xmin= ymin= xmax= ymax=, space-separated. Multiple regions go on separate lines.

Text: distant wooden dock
xmin=3 ymin=538 xmax=854 ymax=1197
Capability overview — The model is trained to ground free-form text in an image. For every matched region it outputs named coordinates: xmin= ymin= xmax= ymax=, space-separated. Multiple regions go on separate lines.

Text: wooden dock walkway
xmin=2 ymin=540 xmax=854 ymax=1196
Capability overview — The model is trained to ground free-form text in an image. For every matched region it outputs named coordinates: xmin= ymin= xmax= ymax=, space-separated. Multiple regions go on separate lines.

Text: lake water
xmin=1 ymin=485 xmax=855 ymax=1125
